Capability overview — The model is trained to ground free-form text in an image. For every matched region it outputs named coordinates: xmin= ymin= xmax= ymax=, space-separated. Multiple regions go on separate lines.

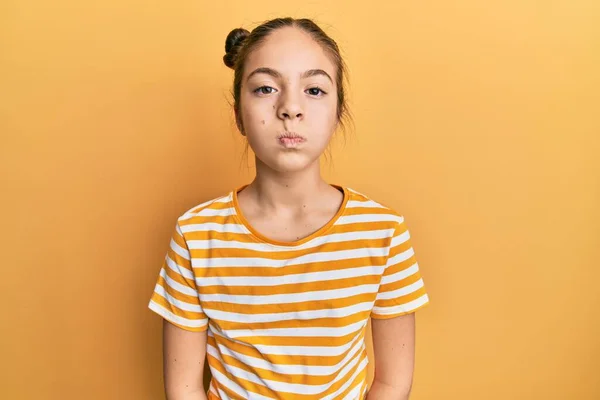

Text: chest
xmin=193 ymin=244 xmax=388 ymax=337
xmin=245 ymin=212 xmax=333 ymax=243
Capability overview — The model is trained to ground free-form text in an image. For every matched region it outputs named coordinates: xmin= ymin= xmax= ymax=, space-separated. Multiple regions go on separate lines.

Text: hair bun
xmin=223 ymin=28 xmax=250 ymax=68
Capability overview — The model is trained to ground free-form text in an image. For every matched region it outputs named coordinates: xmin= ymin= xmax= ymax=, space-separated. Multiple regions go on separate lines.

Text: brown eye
xmin=254 ymin=86 xmax=276 ymax=95
xmin=306 ymin=87 xmax=326 ymax=96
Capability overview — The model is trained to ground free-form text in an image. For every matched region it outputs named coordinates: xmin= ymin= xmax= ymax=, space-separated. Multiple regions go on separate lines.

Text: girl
xmin=148 ymin=17 xmax=429 ymax=400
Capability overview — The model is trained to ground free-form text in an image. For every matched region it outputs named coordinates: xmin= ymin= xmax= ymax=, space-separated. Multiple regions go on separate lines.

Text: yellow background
xmin=1 ymin=0 xmax=599 ymax=399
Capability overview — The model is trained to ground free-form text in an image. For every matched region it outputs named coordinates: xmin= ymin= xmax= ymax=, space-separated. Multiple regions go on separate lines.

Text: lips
xmin=277 ymin=131 xmax=306 ymax=148
xmin=278 ymin=131 xmax=305 ymax=140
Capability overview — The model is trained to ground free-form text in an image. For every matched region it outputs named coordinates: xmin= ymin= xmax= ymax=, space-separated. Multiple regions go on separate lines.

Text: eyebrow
xmin=246 ymin=67 xmax=333 ymax=84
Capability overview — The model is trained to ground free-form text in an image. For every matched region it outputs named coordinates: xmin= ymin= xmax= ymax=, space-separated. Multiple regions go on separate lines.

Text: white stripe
xmin=321 ymin=357 xmax=369 ymax=400
xmin=175 ymin=222 xmax=186 ymax=237
xmin=205 ymin=301 xmax=374 ymax=323
xmin=208 ymin=330 xmax=363 ymax=368
xmin=192 ymin=207 xmax=236 ymax=218
xmin=186 ymin=229 xmax=394 ymax=252
xmin=201 ymin=283 xmax=379 ymax=305
xmin=179 ymin=196 xmax=231 ymax=221
xmin=225 ymin=319 xmax=367 ymax=338
xmin=169 ymin=238 xmax=190 ymax=260
xmin=160 ymin=268 xmax=198 ymax=297
xmin=346 ymin=187 xmax=367 ymax=197
xmin=196 ymin=265 xmax=385 ymax=288
xmin=208 ymin=350 xmax=272 ymax=400
xmin=386 ymin=247 xmax=415 ymax=267
xmin=372 ymin=293 xmax=429 ymax=315
xmin=298 ymin=228 xmax=392 ymax=249
xmin=165 ymin=254 xmax=194 ymax=280
xmin=375 ymin=278 xmax=424 ymax=301
xmin=191 ymin=247 xmax=387 ymax=268
xmin=361 ymin=381 xmax=368 ymax=400
xmin=180 ymin=222 xmax=249 ymax=235
xmin=154 ymin=283 xmax=203 ymax=312
xmin=148 ymin=300 xmax=208 ymax=329
xmin=337 ymin=214 xmax=403 ymax=225
xmin=206 ymin=340 xmax=360 ymax=375
xmin=216 ymin=387 xmax=230 ymax=400
xmin=208 ymin=367 xmax=253 ymax=399
xmin=208 ymin=382 xmax=219 ymax=398
xmin=346 ymin=199 xmax=386 ymax=209
xmin=379 ymin=263 xmax=420 ymax=285
xmin=207 ymin=345 xmax=363 ymax=395
xmin=390 ymin=229 xmax=411 ymax=248
xmin=341 ymin=382 xmax=362 ymax=400
xmin=208 ymin=326 xmax=367 ymax=358
xmin=251 ymin=330 xmax=363 ymax=359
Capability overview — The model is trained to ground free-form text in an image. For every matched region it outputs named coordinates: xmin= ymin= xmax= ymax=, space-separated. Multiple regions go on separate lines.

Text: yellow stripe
xmin=374 ymin=286 xmax=428 ymax=308
xmin=190 ymin=238 xmax=389 ymax=260
xmin=213 ymin=310 xmax=371 ymax=331
xmin=197 ymin=257 xmax=384 ymax=281
xmin=203 ymin=292 xmax=376 ymax=315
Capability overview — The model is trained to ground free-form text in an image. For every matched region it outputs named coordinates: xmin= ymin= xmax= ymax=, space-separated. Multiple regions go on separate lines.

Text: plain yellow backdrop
xmin=1 ymin=0 xmax=599 ymax=399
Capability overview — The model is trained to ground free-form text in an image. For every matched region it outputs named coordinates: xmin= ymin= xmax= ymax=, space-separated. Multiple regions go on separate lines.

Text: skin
xmin=163 ymin=26 xmax=416 ymax=400
xmin=367 ymin=315 xmax=416 ymax=400
xmin=236 ymin=26 xmax=344 ymax=242
xmin=162 ymin=320 xmax=208 ymax=400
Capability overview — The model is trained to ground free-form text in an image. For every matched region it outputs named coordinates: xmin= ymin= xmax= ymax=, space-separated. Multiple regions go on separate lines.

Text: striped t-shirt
xmin=148 ymin=185 xmax=429 ymax=400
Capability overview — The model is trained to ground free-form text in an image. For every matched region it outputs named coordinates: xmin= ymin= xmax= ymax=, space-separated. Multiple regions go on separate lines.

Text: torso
xmin=148 ymin=185 xmax=428 ymax=399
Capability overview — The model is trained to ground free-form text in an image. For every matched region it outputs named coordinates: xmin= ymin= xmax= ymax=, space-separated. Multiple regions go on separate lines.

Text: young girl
xmin=148 ymin=17 xmax=429 ymax=400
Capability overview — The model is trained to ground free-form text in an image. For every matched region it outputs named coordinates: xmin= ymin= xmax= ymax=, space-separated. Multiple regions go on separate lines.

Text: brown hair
xmin=223 ymin=17 xmax=352 ymax=137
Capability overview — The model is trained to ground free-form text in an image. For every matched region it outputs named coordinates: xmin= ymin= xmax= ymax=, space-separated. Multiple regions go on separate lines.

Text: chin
xmin=264 ymin=154 xmax=317 ymax=173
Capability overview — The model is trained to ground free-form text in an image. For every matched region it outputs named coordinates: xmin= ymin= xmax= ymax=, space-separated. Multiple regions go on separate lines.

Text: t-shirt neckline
xmin=231 ymin=184 xmax=349 ymax=247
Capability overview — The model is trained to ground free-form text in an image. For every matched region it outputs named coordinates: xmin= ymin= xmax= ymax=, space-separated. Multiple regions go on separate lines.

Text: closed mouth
xmin=277 ymin=131 xmax=306 ymax=140
xmin=277 ymin=131 xmax=306 ymax=147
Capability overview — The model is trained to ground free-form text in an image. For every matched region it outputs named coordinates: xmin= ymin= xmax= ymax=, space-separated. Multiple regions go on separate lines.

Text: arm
xmin=163 ymin=319 xmax=209 ymax=400
xmin=366 ymin=313 xmax=415 ymax=400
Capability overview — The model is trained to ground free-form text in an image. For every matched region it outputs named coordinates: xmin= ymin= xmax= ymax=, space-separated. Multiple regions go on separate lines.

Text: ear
xmin=234 ymin=107 xmax=246 ymax=136
xmin=333 ymin=118 xmax=341 ymax=134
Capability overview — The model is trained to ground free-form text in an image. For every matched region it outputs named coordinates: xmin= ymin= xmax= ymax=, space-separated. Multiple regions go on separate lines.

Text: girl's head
xmin=223 ymin=17 xmax=350 ymax=173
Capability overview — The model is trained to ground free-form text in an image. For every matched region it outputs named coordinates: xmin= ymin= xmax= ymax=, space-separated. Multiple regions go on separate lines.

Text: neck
xmin=249 ymin=157 xmax=330 ymax=211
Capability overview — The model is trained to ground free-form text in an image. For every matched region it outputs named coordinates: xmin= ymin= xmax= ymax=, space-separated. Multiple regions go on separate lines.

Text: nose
xmin=277 ymin=91 xmax=304 ymax=121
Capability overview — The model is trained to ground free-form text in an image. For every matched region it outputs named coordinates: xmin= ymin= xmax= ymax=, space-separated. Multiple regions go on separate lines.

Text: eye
xmin=306 ymin=87 xmax=327 ymax=97
xmin=254 ymin=86 xmax=277 ymax=95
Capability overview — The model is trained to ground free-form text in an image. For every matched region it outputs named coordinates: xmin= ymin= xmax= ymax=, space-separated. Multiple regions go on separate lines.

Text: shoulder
xmin=345 ymin=187 xmax=405 ymax=225
xmin=175 ymin=190 xmax=235 ymax=225
xmin=345 ymin=188 xmax=416 ymax=252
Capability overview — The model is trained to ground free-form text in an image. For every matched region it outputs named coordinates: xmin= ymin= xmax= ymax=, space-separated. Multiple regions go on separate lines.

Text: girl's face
xmin=238 ymin=27 xmax=339 ymax=173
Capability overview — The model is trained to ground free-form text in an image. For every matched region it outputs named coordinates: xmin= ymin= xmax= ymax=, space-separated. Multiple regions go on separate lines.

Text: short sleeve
xmin=371 ymin=216 xmax=430 ymax=319
xmin=148 ymin=221 xmax=209 ymax=331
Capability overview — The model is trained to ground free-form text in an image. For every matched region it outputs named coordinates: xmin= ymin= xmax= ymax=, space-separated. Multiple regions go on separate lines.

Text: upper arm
xmin=371 ymin=217 xmax=429 ymax=319
xmin=148 ymin=221 xmax=209 ymax=332
xmin=370 ymin=313 xmax=415 ymax=391
xmin=147 ymin=221 xmax=210 ymax=398
xmin=163 ymin=320 xmax=208 ymax=399
xmin=369 ymin=216 xmax=429 ymax=392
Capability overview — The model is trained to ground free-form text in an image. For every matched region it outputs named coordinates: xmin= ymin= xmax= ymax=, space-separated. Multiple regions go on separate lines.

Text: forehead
xmin=243 ymin=27 xmax=337 ymax=80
